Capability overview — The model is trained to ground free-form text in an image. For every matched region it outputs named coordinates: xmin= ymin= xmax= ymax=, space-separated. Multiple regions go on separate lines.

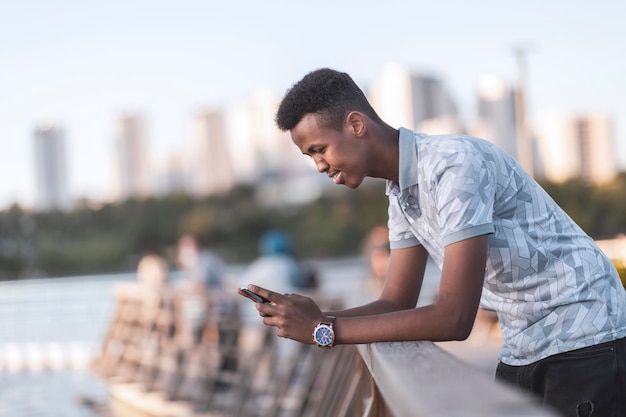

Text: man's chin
xmin=328 ymin=173 xmax=363 ymax=189
xmin=343 ymin=178 xmax=363 ymax=189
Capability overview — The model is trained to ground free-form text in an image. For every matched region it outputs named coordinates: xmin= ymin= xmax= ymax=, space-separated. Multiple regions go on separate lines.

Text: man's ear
xmin=346 ymin=111 xmax=366 ymax=137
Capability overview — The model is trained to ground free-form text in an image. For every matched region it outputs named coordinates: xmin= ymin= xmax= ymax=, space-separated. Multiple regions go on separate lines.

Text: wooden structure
xmin=90 ymin=283 xmax=370 ymax=417
xmin=91 ymin=279 xmax=563 ymax=417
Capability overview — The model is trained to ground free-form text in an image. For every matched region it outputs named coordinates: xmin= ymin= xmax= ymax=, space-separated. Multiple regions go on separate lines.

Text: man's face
xmin=290 ymin=114 xmax=368 ymax=189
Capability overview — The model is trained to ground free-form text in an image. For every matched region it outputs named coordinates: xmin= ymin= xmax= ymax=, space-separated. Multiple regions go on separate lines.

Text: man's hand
xmin=245 ymin=284 xmax=325 ymax=344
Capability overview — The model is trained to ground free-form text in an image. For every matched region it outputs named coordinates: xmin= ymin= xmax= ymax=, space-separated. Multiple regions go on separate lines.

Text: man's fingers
xmin=248 ymin=284 xmax=282 ymax=302
xmin=261 ymin=313 xmax=281 ymax=329
xmin=256 ymin=298 xmax=277 ymax=318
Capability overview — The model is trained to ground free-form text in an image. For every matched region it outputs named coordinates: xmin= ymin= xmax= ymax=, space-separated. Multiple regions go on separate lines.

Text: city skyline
xmin=2 ymin=1 xmax=626 ymax=210
xmin=21 ymin=67 xmax=620 ymax=212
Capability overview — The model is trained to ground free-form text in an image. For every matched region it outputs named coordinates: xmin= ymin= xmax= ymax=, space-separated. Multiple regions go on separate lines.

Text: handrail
xmin=357 ymin=340 xmax=560 ymax=417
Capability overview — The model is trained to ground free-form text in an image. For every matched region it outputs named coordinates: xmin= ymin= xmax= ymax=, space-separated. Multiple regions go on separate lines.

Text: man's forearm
xmin=331 ymin=302 xmax=476 ymax=345
xmin=325 ymin=298 xmax=405 ymax=318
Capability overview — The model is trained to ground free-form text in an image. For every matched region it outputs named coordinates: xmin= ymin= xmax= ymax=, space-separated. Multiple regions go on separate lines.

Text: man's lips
xmin=328 ymin=171 xmax=342 ymax=184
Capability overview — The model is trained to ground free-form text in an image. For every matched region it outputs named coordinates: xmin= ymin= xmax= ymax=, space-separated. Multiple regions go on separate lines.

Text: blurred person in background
xmin=137 ymin=249 xmax=169 ymax=289
xmin=239 ymin=229 xmax=317 ymax=366
xmin=176 ymin=233 xmax=226 ymax=292
xmin=240 ymin=229 xmax=316 ymax=322
xmin=361 ymin=225 xmax=391 ymax=297
xmin=176 ymin=233 xmax=232 ymax=345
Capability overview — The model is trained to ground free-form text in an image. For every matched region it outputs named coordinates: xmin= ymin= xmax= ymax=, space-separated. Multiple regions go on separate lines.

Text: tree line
xmin=0 ymin=179 xmax=389 ymax=280
xmin=1 ymin=173 xmax=625 ymax=281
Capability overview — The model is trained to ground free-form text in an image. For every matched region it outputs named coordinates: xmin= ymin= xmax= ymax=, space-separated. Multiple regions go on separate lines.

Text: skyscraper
xmin=473 ymin=74 xmax=518 ymax=159
xmin=576 ymin=115 xmax=616 ymax=185
xmin=33 ymin=125 xmax=70 ymax=211
xmin=226 ymin=89 xmax=320 ymax=206
xmin=115 ymin=113 xmax=151 ymax=200
xmin=190 ymin=109 xmax=234 ymax=197
xmin=227 ymin=89 xmax=313 ymax=183
xmin=368 ymin=64 xmax=458 ymax=131
xmin=536 ymin=114 xmax=617 ymax=185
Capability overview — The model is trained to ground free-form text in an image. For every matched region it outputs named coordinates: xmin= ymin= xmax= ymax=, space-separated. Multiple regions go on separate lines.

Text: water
xmin=0 ymin=274 xmax=131 ymax=368
xmin=0 ymin=257 xmax=442 ymax=417
xmin=0 ymin=273 xmax=136 ymax=417
xmin=0 ymin=370 xmax=109 ymax=417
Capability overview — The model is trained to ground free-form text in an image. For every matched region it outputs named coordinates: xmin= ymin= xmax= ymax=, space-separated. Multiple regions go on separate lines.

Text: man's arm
xmin=324 ymin=244 xmax=429 ymax=317
xmin=251 ymin=234 xmax=488 ymax=344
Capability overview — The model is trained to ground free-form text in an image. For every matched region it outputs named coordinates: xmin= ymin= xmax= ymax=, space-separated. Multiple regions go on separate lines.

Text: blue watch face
xmin=315 ymin=325 xmax=333 ymax=346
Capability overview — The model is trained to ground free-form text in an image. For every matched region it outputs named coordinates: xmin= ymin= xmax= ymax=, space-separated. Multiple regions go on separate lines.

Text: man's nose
xmin=313 ymin=155 xmax=328 ymax=173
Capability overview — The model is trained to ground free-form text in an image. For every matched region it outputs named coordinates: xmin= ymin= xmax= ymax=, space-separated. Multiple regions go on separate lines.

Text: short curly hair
xmin=275 ymin=68 xmax=382 ymax=132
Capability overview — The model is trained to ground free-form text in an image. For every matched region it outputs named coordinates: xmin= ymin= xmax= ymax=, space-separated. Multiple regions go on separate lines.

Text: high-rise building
xmin=115 ymin=113 xmax=151 ymax=200
xmin=33 ymin=125 xmax=70 ymax=211
xmin=472 ymin=74 xmax=519 ymax=159
xmin=576 ymin=115 xmax=616 ymax=184
xmin=226 ymin=89 xmax=320 ymax=206
xmin=368 ymin=64 xmax=458 ymax=131
xmin=536 ymin=114 xmax=617 ymax=185
xmin=189 ymin=109 xmax=234 ymax=197
xmin=227 ymin=89 xmax=313 ymax=183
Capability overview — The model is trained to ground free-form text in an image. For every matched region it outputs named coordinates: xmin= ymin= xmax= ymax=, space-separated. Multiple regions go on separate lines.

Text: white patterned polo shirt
xmin=387 ymin=127 xmax=626 ymax=365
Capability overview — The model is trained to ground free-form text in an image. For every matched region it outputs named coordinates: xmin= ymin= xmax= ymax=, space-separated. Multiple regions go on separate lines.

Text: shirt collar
xmin=386 ymin=127 xmax=420 ymax=195
xmin=398 ymin=127 xmax=420 ymax=190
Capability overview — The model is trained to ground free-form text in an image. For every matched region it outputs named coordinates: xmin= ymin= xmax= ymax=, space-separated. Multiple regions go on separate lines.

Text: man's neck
xmin=366 ymin=123 xmax=400 ymax=182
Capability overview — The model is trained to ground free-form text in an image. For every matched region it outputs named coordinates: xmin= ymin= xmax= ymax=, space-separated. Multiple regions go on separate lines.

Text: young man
xmin=239 ymin=68 xmax=626 ymax=416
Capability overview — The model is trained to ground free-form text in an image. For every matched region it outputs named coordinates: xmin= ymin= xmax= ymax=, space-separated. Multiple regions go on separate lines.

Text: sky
xmin=1 ymin=0 xmax=626 ymax=210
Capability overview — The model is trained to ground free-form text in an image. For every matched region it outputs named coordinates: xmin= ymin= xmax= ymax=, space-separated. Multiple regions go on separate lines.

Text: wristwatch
xmin=313 ymin=316 xmax=336 ymax=348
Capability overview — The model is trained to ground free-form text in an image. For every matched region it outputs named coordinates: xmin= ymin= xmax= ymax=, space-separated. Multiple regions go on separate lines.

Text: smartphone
xmin=239 ymin=287 xmax=271 ymax=304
